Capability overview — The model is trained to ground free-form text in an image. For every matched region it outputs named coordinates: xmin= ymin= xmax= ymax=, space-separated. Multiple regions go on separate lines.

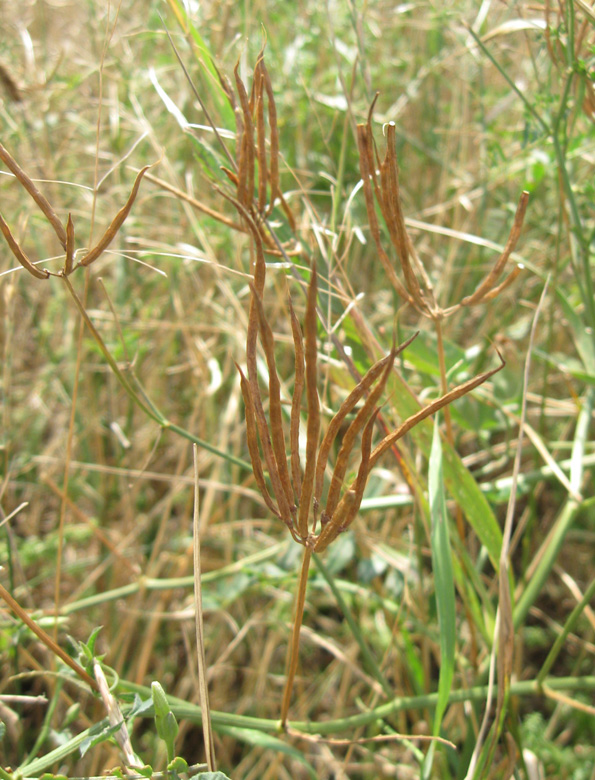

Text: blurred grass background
xmin=1 ymin=1 xmax=594 ymax=778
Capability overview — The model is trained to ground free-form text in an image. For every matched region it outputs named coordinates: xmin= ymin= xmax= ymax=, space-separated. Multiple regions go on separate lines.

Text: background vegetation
xmin=1 ymin=1 xmax=594 ymax=778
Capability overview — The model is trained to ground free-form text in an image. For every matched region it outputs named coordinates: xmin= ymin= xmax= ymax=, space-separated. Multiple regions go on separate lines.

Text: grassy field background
xmin=1 ymin=1 xmax=594 ymax=778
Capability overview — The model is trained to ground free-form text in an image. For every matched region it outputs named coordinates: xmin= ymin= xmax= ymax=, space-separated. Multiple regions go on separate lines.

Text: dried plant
xmin=217 ymin=53 xmax=512 ymax=726
xmin=0 ymin=140 xmax=150 ymax=279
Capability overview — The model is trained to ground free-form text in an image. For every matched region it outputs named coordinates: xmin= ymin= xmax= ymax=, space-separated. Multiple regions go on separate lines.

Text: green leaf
xmin=215 ymin=725 xmax=317 ymax=779
xmin=194 ymin=773 xmax=234 ymax=780
xmin=168 ymin=756 xmax=189 ymax=773
xmin=79 ymin=720 xmax=123 ymax=757
xmin=554 ymin=287 xmax=595 ymax=374
xmin=152 ymin=681 xmax=179 ymax=762
xmin=166 ymin=0 xmax=236 ymax=129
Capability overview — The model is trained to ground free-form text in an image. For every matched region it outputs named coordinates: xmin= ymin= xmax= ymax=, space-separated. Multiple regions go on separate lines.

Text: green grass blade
xmin=385 ymin=370 xmax=503 ymax=567
xmin=422 ymin=418 xmax=456 ymax=778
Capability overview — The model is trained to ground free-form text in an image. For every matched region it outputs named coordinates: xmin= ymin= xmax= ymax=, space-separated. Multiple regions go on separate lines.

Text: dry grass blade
xmin=315 ymin=409 xmax=379 ymax=553
xmin=250 ymin=284 xmax=296 ymax=512
xmin=356 ymin=125 xmax=411 ymax=302
xmin=325 ymin=343 xmax=396 ymax=519
xmin=288 ymin=294 xmax=304 ymax=504
xmin=0 ymin=141 xmax=67 ymax=249
xmin=236 ymin=363 xmax=281 ymax=520
xmin=368 ymin=356 xmax=505 ymax=469
xmin=79 ymin=165 xmax=152 ymax=267
xmin=0 ymin=213 xmax=50 ymax=279
xmin=461 ymin=191 xmax=529 ymax=307
xmin=297 ymin=264 xmax=320 ymax=538
xmin=0 ymin=582 xmax=98 ymax=692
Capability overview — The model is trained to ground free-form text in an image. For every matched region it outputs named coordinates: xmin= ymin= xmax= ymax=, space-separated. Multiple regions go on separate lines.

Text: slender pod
xmin=461 ymin=192 xmax=529 ymax=307
xmin=0 ymin=141 xmax=67 ymax=249
xmin=0 ymin=213 xmax=49 ymax=279
xmin=79 ymin=165 xmax=151 ymax=267
xmin=288 ymin=294 xmax=305 ymax=503
xmin=250 ymin=285 xmax=296 ymax=512
xmin=297 ymin=264 xmax=320 ymax=537
xmin=236 ymin=364 xmax=281 ymax=520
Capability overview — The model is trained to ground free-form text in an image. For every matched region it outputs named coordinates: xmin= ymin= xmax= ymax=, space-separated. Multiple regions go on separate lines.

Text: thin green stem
xmin=61 ymin=275 xmax=251 ymax=471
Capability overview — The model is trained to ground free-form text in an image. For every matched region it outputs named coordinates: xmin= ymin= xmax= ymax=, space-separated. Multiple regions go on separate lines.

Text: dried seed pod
xmin=461 ymin=192 xmax=529 ymax=307
xmin=64 ymin=213 xmax=75 ymax=275
xmin=297 ymin=264 xmax=320 ymax=537
xmin=0 ymin=141 xmax=67 ymax=249
xmin=79 ymin=165 xmax=151 ymax=267
xmin=325 ymin=343 xmax=396 ymax=519
xmin=356 ymin=125 xmax=412 ymax=303
xmin=0 ymin=213 xmax=49 ymax=279
xmin=255 ymin=72 xmax=268 ymax=213
xmin=234 ymin=62 xmax=255 ymax=209
xmin=368 ymin=356 xmax=505 ymax=470
xmin=250 ymin=284 xmax=296 ymax=513
xmin=313 ymin=331 xmax=417 ymax=513
xmin=313 ymin=352 xmax=392 ymax=512
xmin=315 ymin=409 xmax=378 ymax=553
xmin=288 ymin=294 xmax=305 ymax=503
xmin=236 ymin=364 xmax=281 ymax=520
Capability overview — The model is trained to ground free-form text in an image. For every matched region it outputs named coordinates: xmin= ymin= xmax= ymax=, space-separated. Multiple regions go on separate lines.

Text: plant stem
xmin=280 ymin=544 xmax=313 ymax=726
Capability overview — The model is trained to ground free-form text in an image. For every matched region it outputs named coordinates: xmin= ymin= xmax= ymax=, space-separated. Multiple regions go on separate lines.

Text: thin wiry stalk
xmin=280 ymin=545 xmax=313 ymax=727
xmin=64 ymin=213 xmax=75 ymax=275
